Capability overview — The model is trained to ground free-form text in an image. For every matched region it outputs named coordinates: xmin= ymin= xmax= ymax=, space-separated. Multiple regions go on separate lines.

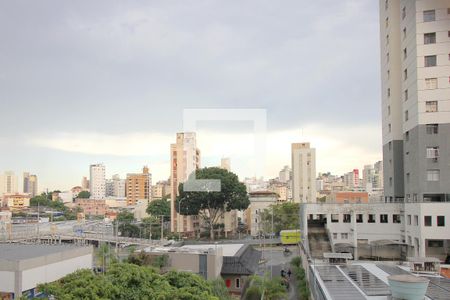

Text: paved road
xmin=256 ymin=246 xmax=300 ymax=299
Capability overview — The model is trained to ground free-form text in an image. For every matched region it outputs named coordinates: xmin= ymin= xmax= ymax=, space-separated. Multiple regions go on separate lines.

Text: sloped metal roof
xmin=221 ymin=245 xmax=261 ymax=275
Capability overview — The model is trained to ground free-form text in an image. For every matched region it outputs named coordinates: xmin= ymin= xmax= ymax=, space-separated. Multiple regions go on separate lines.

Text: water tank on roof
xmin=387 ymin=275 xmax=429 ymax=300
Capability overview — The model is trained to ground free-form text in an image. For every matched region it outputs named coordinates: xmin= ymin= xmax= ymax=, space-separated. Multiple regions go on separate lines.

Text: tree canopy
xmin=77 ymin=191 xmax=90 ymax=199
xmin=260 ymin=202 xmax=300 ymax=235
xmin=38 ymin=263 xmax=224 ymax=300
xmin=176 ymin=167 xmax=249 ymax=240
xmin=147 ymin=198 xmax=170 ymax=219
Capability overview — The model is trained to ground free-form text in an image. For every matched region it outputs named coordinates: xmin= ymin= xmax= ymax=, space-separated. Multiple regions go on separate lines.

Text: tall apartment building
xmin=220 ymin=157 xmax=231 ymax=171
xmin=126 ymin=166 xmax=151 ymax=206
xmin=106 ymin=174 xmax=126 ymax=198
xmin=23 ymin=173 xmax=38 ymax=197
xmin=81 ymin=176 xmax=89 ymax=191
xmin=152 ymin=180 xmax=170 ymax=199
xmin=380 ymin=0 xmax=450 ymax=257
xmin=170 ymin=132 xmax=201 ymax=235
xmin=278 ymin=165 xmax=291 ymax=183
xmin=0 ymin=171 xmax=18 ymax=195
xmin=291 ymin=143 xmax=316 ymax=203
xmin=89 ymin=164 xmax=106 ymax=199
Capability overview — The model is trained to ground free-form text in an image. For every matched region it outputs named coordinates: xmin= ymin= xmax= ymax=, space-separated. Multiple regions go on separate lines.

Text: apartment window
xmin=343 ymin=214 xmax=351 ymax=223
xmin=387 ymin=70 xmax=390 ymax=79
xmin=368 ymin=214 xmax=376 ymax=223
xmin=389 ymin=141 xmax=392 ymax=150
xmin=426 ymin=147 xmax=439 ymax=159
xmin=405 ymin=131 xmax=409 ymax=141
xmin=402 ymin=7 xmax=406 ymax=19
xmin=385 ymin=0 xmax=388 ymax=10
xmin=424 ymin=32 xmax=436 ymax=44
xmin=386 ymin=34 xmax=389 ymax=45
xmin=406 ymin=173 xmax=410 ymax=184
xmin=388 ymin=105 xmax=391 ymax=115
xmin=331 ymin=214 xmax=339 ymax=223
xmin=403 ymin=48 xmax=407 ymax=59
xmin=333 ymin=233 xmax=338 ymax=239
xmin=437 ymin=216 xmax=445 ymax=227
xmin=407 ymin=215 xmax=411 ymax=225
xmin=427 ymin=169 xmax=440 ymax=181
xmin=414 ymin=215 xmax=419 ymax=226
xmin=380 ymin=214 xmax=388 ymax=223
xmin=389 ymin=177 xmax=392 ymax=186
xmin=341 ymin=233 xmax=348 ymax=239
xmin=387 ymin=88 xmax=391 ymax=97
xmin=388 ymin=123 xmax=392 ymax=132
xmin=356 ymin=214 xmax=363 ymax=223
xmin=428 ymin=240 xmax=444 ymax=248
xmin=425 ymin=55 xmax=437 ymax=67
xmin=424 ymin=216 xmax=432 ymax=226
xmin=426 ymin=101 xmax=438 ymax=112
xmin=448 ymin=8 xmax=450 ymax=14
xmin=405 ymin=110 xmax=409 ymax=121
xmin=393 ymin=214 xmax=401 ymax=224
xmin=235 ymin=278 xmax=241 ymax=289
xmin=404 ymin=89 xmax=408 ymax=101
xmin=403 ymin=27 xmax=406 ymax=39
xmin=385 ymin=17 xmax=389 ymax=28
xmin=426 ymin=124 xmax=439 ymax=134
xmin=386 ymin=52 xmax=389 ymax=62
xmin=425 ymin=78 xmax=438 ymax=89
xmin=404 ymin=69 xmax=408 ymax=80
xmin=423 ymin=10 xmax=435 ymax=22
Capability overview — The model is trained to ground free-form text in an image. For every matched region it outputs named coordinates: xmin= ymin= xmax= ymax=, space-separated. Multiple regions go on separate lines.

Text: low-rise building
xmin=75 ymin=198 xmax=109 ymax=216
xmin=1 ymin=193 xmax=30 ymax=210
xmin=329 ymin=191 xmax=369 ymax=204
xmin=0 ymin=244 xmax=93 ymax=298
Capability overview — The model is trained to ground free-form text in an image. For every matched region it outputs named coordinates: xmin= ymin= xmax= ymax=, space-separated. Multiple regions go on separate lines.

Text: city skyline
xmin=0 ymin=0 xmax=382 ymax=190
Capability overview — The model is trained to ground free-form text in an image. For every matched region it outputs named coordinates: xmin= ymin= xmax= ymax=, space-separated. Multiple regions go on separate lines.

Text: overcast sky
xmin=0 ymin=0 xmax=382 ymax=191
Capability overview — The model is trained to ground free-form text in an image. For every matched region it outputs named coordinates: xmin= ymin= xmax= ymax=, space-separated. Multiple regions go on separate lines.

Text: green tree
xmin=243 ymin=275 xmax=287 ymax=300
xmin=147 ymin=198 xmax=170 ymax=219
xmin=30 ymin=194 xmax=50 ymax=207
xmin=39 ymin=263 xmax=220 ymax=299
xmin=77 ymin=191 xmax=90 ymax=198
xmin=176 ymin=167 xmax=249 ymax=240
xmin=260 ymin=202 xmax=300 ymax=235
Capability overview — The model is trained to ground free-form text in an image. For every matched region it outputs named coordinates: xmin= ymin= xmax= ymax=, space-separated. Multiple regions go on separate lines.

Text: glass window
xmin=343 ymin=214 xmax=351 ymax=223
xmin=405 ymin=110 xmax=409 ymax=121
xmin=414 ymin=215 xmax=419 ymax=226
xmin=333 ymin=233 xmax=338 ymax=239
xmin=424 ymin=32 xmax=436 ymax=44
xmin=426 ymin=147 xmax=439 ymax=159
xmin=426 ymin=124 xmax=438 ymax=134
xmin=405 ymin=131 xmax=409 ymax=141
xmin=403 ymin=48 xmax=407 ymax=59
xmin=404 ymin=89 xmax=408 ymax=100
xmin=380 ymin=214 xmax=388 ymax=223
xmin=427 ymin=169 xmax=440 ymax=181
xmin=423 ymin=10 xmax=435 ymax=22
xmin=341 ymin=233 xmax=348 ymax=239
xmin=368 ymin=214 xmax=376 ymax=223
xmin=331 ymin=214 xmax=339 ymax=223
xmin=403 ymin=27 xmax=406 ymax=39
xmin=404 ymin=69 xmax=408 ymax=80
xmin=235 ymin=278 xmax=241 ymax=289
xmin=402 ymin=7 xmax=406 ymax=19
xmin=425 ymin=78 xmax=438 ymax=89
xmin=426 ymin=101 xmax=438 ymax=112
xmin=425 ymin=55 xmax=437 ymax=67
xmin=407 ymin=215 xmax=411 ymax=225
xmin=356 ymin=214 xmax=363 ymax=223
xmin=424 ymin=216 xmax=432 ymax=226
xmin=437 ymin=216 xmax=445 ymax=227
xmin=393 ymin=214 xmax=401 ymax=224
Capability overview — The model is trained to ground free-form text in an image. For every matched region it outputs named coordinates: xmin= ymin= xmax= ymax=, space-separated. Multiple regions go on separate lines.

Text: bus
xmin=280 ymin=229 xmax=301 ymax=245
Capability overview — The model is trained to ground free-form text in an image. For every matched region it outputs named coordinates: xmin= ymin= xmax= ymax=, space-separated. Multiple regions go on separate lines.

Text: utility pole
xmin=160 ymin=215 xmax=164 ymax=241
xmin=270 ymin=205 xmax=274 ymax=279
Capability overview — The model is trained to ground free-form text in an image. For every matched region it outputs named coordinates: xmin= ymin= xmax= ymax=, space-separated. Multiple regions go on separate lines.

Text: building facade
xmin=170 ymin=132 xmax=201 ymax=235
xmin=23 ymin=173 xmax=38 ymax=197
xmin=89 ymin=164 xmax=106 ymax=199
xmin=0 ymin=171 xmax=18 ymax=196
xmin=380 ymin=0 xmax=450 ymax=257
xmin=291 ymin=143 xmax=316 ymax=203
xmin=126 ymin=166 xmax=151 ymax=206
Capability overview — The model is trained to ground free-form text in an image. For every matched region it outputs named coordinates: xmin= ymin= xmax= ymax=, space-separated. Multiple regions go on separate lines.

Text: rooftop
xmin=311 ymin=261 xmax=450 ymax=300
xmin=180 ymin=244 xmax=244 ymax=256
xmin=0 ymin=244 xmax=91 ymax=262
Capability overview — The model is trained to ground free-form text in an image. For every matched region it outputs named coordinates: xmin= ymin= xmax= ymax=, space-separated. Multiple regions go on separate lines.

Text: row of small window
xmin=387 ymin=53 xmax=438 ymax=68
xmin=389 ymin=169 xmax=440 ymax=187
xmin=386 ymin=31 xmax=449 ymax=47
xmin=330 ymin=213 xmax=401 ymax=224
xmin=407 ymin=215 xmax=445 ymax=227
xmin=332 ymin=232 xmax=348 ymax=240
xmin=385 ymin=4 xmax=447 ymax=23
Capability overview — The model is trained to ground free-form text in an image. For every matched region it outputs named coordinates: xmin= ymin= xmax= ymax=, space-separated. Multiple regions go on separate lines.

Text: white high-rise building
xmin=0 ymin=171 xmax=18 ymax=195
xmin=278 ymin=165 xmax=291 ymax=183
xmin=291 ymin=143 xmax=316 ymax=203
xmin=89 ymin=164 xmax=106 ymax=199
xmin=170 ymin=133 xmax=201 ymax=235
xmin=380 ymin=0 xmax=450 ymax=257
